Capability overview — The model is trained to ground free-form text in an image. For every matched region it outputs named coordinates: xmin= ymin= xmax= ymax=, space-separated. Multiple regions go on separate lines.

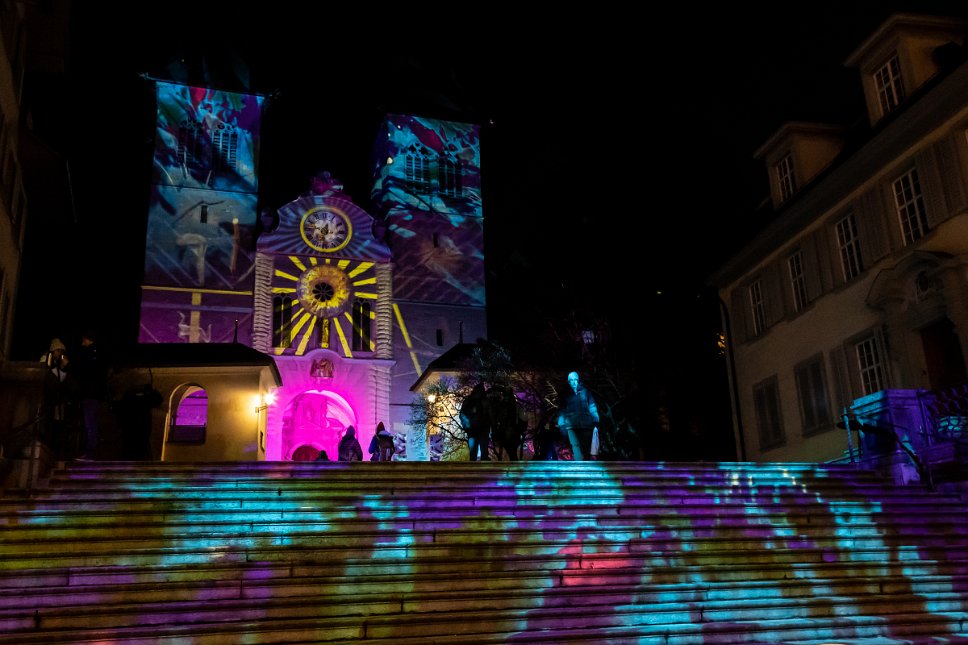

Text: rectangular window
xmin=856 ymin=335 xmax=886 ymax=396
xmin=835 ymin=212 xmax=864 ymax=281
xmin=795 ymin=356 xmax=832 ymax=435
xmin=272 ymin=296 xmax=293 ymax=348
xmin=774 ymin=153 xmax=797 ymax=203
xmin=892 ymin=168 xmax=928 ymax=244
xmin=753 ymin=376 xmax=784 ymax=450
xmin=749 ymin=280 xmax=766 ymax=336
xmin=788 ymin=251 xmax=808 ymax=312
xmin=874 ymin=54 xmax=905 ymax=115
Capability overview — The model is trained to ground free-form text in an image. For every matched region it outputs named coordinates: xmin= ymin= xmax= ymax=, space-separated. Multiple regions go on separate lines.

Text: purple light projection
xmin=139 ymin=81 xmax=264 ymax=345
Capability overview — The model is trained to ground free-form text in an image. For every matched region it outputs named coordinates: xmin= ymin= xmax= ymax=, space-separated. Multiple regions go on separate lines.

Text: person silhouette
xmin=40 ymin=338 xmax=74 ymax=458
xmin=338 ymin=425 xmax=364 ymax=462
xmin=557 ymin=371 xmax=600 ymax=461
xmin=368 ymin=422 xmax=394 ymax=462
xmin=460 ymin=383 xmax=491 ymax=461
xmin=489 ymin=384 xmax=522 ymax=461
xmin=72 ymin=329 xmax=106 ymax=459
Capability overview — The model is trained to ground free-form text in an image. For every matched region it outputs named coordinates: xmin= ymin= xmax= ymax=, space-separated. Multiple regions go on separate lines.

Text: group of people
xmin=459 ymin=382 xmax=525 ymax=461
xmin=460 ymin=371 xmax=601 ymax=462
xmin=40 ymin=331 xmax=106 ymax=460
xmin=316 ymin=422 xmax=396 ymax=462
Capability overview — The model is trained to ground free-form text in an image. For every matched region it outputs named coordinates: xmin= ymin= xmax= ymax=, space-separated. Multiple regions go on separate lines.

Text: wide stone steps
xmin=2 ymin=583 xmax=968 ymax=632
xmin=0 ymin=460 xmax=965 ymax=643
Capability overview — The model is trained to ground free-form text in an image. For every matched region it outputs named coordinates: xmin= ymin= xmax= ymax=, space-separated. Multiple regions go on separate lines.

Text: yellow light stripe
xmin=338 ymin=259 xmax=350 ymax=270
xmin=142 ymin=285 xmax=253 ymax=296
xmin=274 ymin=270 xmax=299 ymax=281
xmin=271 ymin=287 xmax=297 ymax=294
xmin=354 ymin=292 xmax=378 ymax=299
xmin=393 ymin=303 xmax=413 ymax=349
xmin=296 ymin=316 xmax=317 ymax=355
xmin=334 ymin=317 xmax=352 ymax=357
xmin=392 ymin=303 xmax=422 ymax=374
xmin=353 ymin=278 xmax=376 ymax=286
xmin=288 ymin=256 xmax=307 ymax=272
xmin=290 ymin=311 xmax=313 ymax=339
xmin=348 ymin=262 xmax=374 ymax=278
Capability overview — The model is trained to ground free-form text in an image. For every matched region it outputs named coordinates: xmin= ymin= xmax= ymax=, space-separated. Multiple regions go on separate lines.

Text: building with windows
xmin=0 ymin=1 xmax=72 ymax=444
xmin=709 ymin=13 xmax=968 ymax=480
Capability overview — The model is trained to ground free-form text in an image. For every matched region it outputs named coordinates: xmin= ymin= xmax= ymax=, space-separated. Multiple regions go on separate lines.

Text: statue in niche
xmin=311 ymin=358 xmax=334 ymax=379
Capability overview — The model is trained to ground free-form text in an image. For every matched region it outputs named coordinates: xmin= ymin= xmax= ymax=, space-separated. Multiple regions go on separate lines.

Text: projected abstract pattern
xmin=139 ymin=82 xmax=263 ymax=344
xmin=13 ymin=463 xmax=968 ymax=641
xmin=153 ymin=81 xmax=262 ymax=193
xmin=371 ymin=114 xmax=485 ymax=306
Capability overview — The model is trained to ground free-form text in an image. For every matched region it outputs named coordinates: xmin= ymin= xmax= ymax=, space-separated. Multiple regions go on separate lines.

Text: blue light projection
xmin=3 ymin=461 xmax=967 ymax=642
xmin=139 ymin=81 xmax=264 ymax=345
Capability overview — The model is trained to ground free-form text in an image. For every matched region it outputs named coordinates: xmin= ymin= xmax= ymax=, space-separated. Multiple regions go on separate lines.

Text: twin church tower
xmin=136 ymin=80 xmax=486 ymax=461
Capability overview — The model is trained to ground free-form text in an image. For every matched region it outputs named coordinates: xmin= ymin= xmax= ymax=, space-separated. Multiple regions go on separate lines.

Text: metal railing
xmin=0 ymin=406 xmax=45 ymax=493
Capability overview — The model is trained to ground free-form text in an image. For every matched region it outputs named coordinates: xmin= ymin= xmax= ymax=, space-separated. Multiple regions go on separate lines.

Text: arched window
xmin=177 ymin=119 xmax=239 ymax=175
xmin=272 ymin=296 xmax=292 ymax=348
xmin=352 ymin=298 xmax=371 ymax=352
xmin=177 ymin=119 xmax=205 ymax=169
xmin=169 ymin=386 xmax=208 ymax=444
xmin=404 ymin=144 xmax=432 ymax=193
xmin=212 ymin=123 xmax=239 ymax=172
xmin=438 ymin=157 xmax=462 ymax=197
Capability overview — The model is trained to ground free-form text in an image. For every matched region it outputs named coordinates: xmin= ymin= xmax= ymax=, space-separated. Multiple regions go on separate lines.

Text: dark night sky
xmin=15 ymin=2 xmax=968 ymax=368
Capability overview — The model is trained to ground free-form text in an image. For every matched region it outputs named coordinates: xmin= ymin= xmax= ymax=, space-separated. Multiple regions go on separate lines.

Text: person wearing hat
xmin=40 ymin=338 xmax=74 ymax=457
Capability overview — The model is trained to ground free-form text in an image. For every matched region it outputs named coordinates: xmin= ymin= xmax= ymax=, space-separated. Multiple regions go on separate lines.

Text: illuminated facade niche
xmin=254 ymin=174 xmax=393 ymax=460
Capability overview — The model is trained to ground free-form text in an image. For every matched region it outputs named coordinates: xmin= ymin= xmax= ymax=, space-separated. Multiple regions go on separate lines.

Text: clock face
xmin=300 ymin=206 xmax=352 ymax=253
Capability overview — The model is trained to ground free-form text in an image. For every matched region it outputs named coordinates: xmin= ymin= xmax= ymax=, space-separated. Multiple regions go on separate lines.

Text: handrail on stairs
xmin=839 ymin=413 xmax=935 ymax=491
xmin=0 ymin=406 xmax=45 ymax=495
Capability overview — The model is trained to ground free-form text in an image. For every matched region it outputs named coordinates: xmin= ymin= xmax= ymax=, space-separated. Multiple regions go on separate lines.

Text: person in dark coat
xmin=489 ymin=385 xmax=522 ymax=461
xmin=368 ymin=421 xmax=395 ymax=462
xmin=460 ymin=383 xmax=491 ymax=461
xmin=40 ymin=338 xmax=75 ymax=458
xmin=338 ymin=425 xmax=364 ymax=462
xmin=71 ymin=330 xmax=106 ymax=459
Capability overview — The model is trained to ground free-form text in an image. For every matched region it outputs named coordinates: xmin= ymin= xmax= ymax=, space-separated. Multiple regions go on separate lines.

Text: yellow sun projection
xmin=273 ymin=257 xmax=377 ymax=356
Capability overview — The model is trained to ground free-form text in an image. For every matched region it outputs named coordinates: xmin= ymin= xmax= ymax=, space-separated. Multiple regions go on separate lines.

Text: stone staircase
xmin=0 ymin=460 xmax=966 ymax=644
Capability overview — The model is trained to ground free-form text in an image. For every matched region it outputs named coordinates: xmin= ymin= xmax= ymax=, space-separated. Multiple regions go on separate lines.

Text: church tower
xmin=137 ymin=81 xmax=264 ymax=345
xmin=370 ymin=114 xmax=487 ymax=434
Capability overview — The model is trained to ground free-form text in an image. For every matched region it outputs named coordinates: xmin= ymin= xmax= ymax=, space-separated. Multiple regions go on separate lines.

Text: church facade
xmin=134 ymin=80 xmax=485 ymax=461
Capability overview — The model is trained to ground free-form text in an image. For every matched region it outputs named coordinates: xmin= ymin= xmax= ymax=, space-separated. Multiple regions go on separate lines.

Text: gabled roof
xmin=409 ymin=342 xmax=477 ymax=392
xmin=115 ymin=343 xmax=282 ymax=385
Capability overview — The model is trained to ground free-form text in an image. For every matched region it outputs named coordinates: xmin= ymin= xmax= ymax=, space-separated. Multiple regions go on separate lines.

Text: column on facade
xmin=252 ymin=254 xmax=274 ymax=353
